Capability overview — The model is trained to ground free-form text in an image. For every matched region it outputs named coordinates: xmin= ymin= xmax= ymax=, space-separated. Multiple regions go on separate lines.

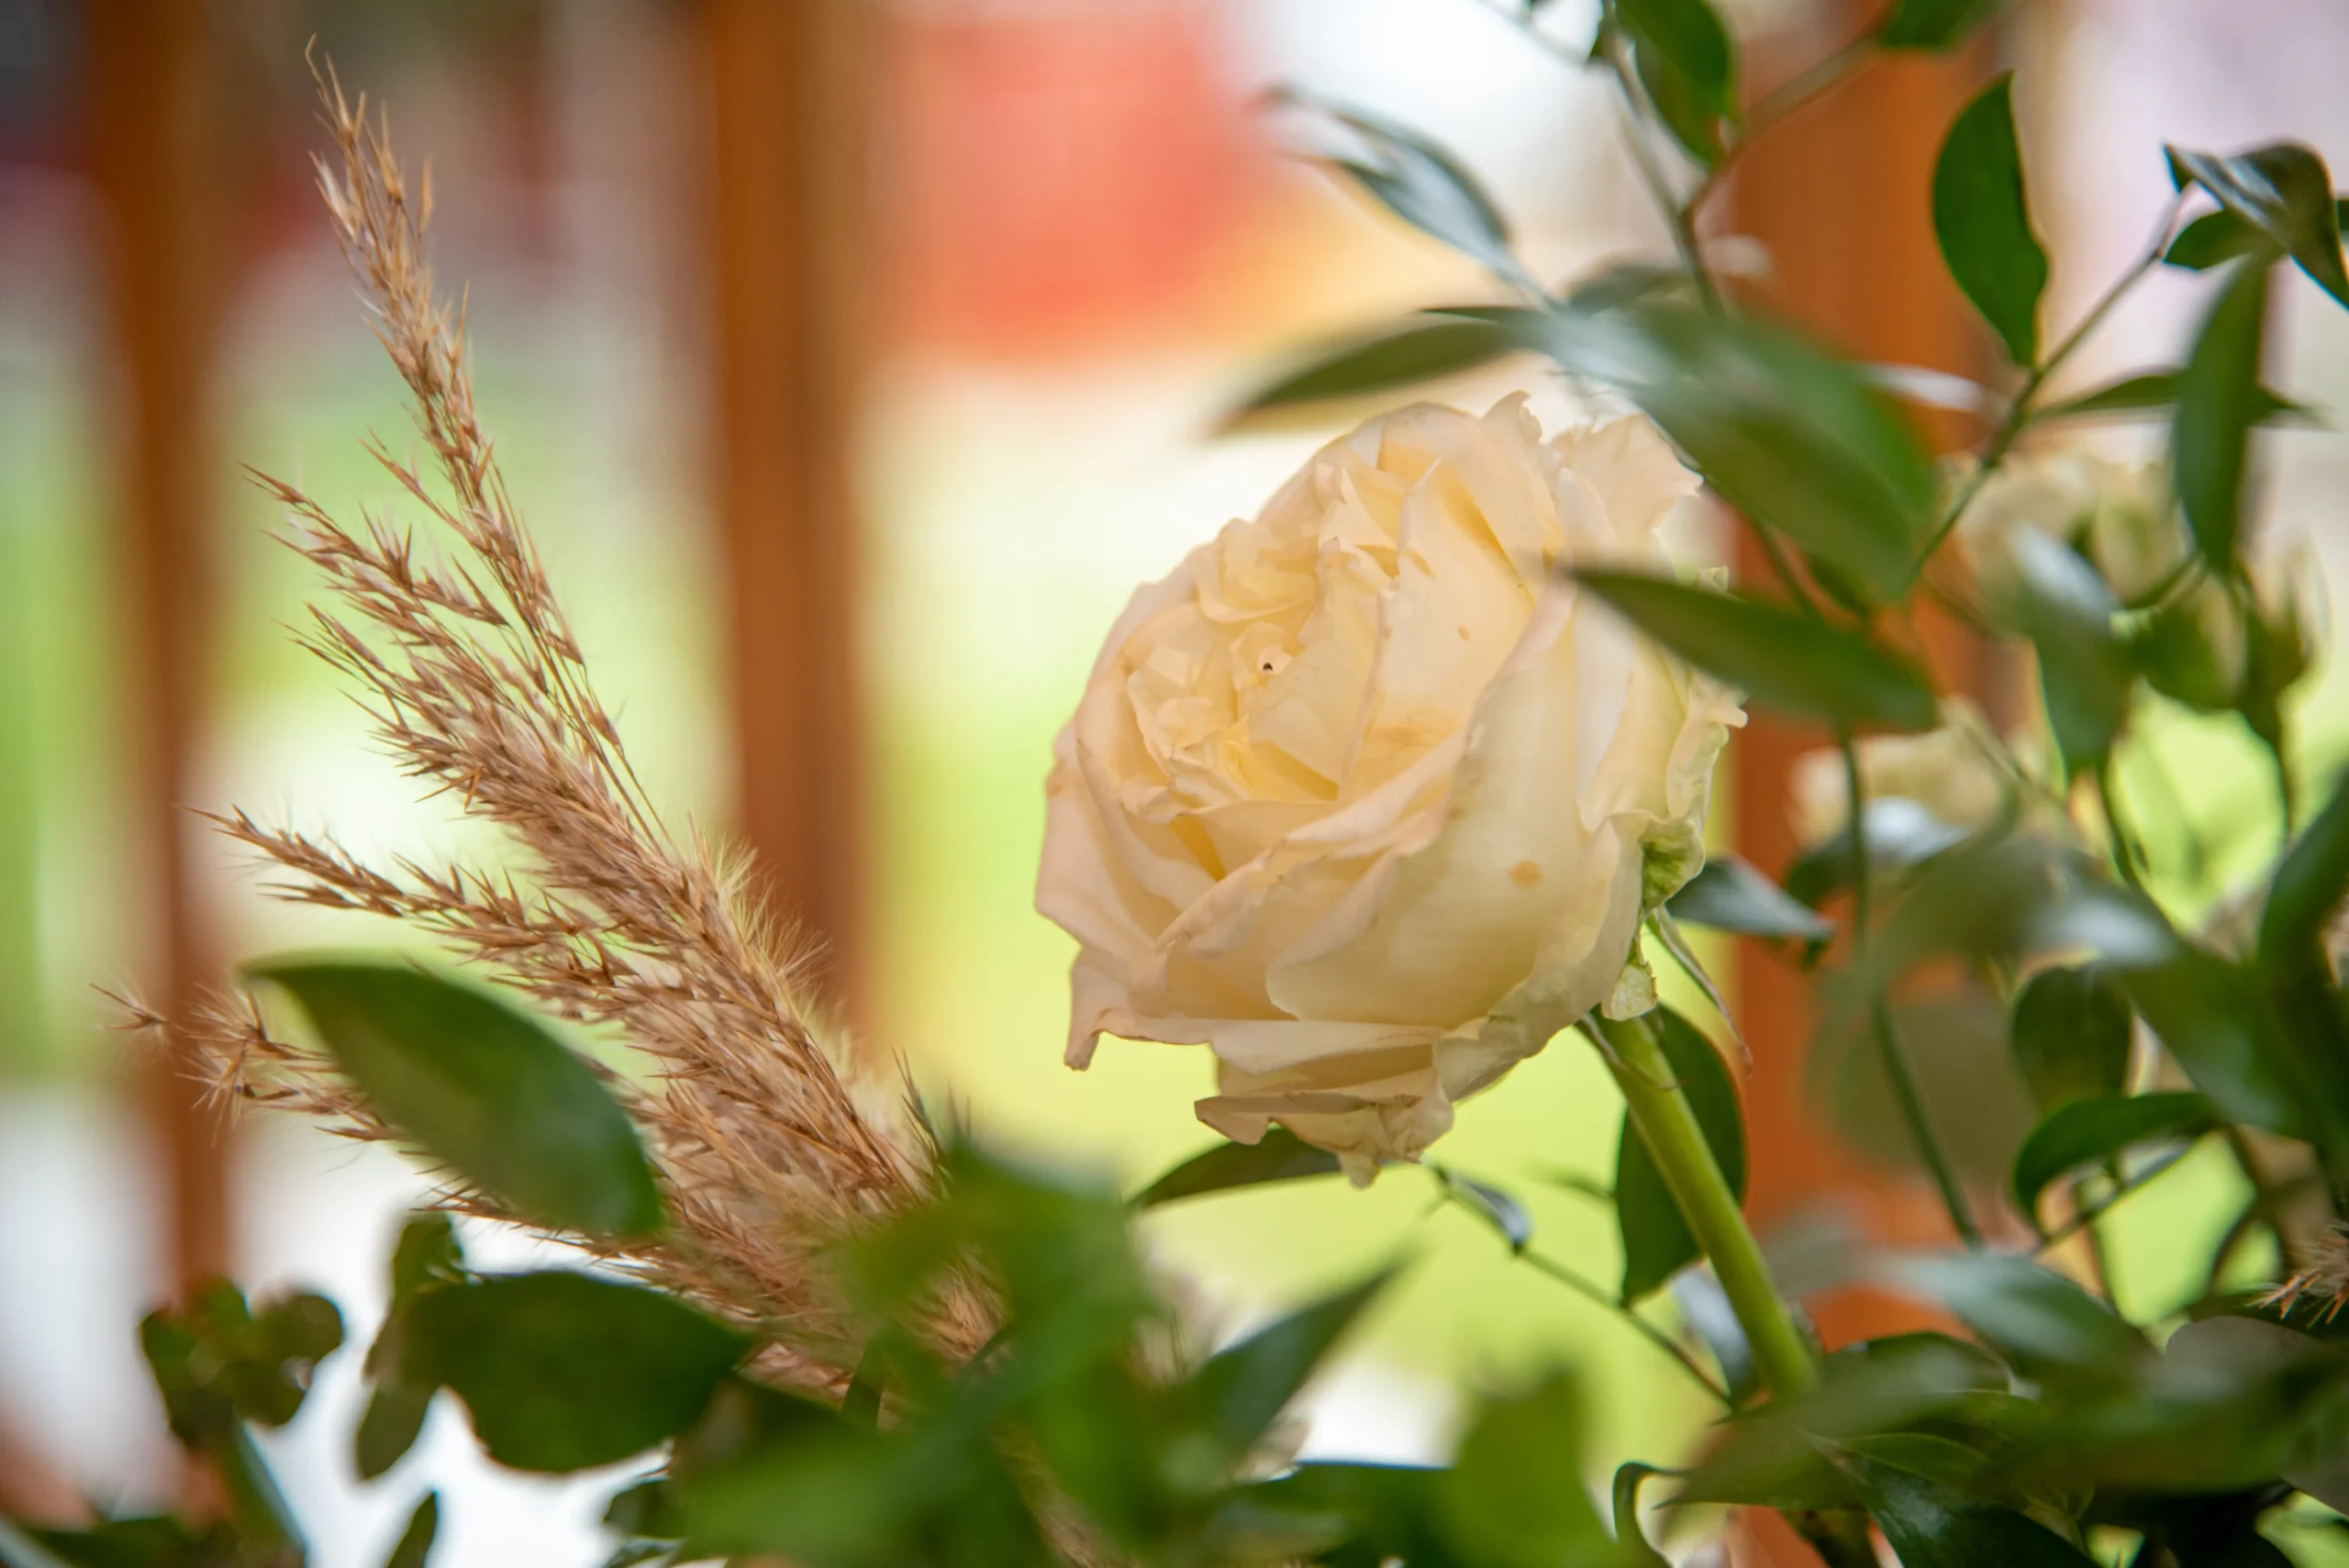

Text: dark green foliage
xmin=1574 ymin=572 xmax=1939 ymax=729
xmin=249 ymin=958 xmax=663 ymax=1239
xmin=2167 ymin=143 xmax=2349 ymax=309
xmin=1933 ymin=76 xmax=2048 ymax=364
xmin=1615 ymin=1008 xmax=1746 ymax=1301
xmin=378 ymin=1496 xmax=436 ymax=1568
xmin=2173 ymin=261 xmax=2274 ymax=571
xmin=2010 ymin=965 xmax=2135 ymax=1113
xmin=1666 ymin=854 xmax=1834 ymax=941
xmin=2037 ymin=369 xmax=2312 ymax=426
xmin=1877 ymin=0 xmax=2009 ymax=50
xmin=1998 ymin=530 xmax=2130 ymax=773
xmin=2008 ymin=1092 xmax=2218 ymax=1225
xmin=1615 ymin=0 xmax=1738 ymax=169
xmin=1234 ymin=318 xmax=1524 ymax=417
xmin=1134 ymin=1127 xmax=1342 ymax=1207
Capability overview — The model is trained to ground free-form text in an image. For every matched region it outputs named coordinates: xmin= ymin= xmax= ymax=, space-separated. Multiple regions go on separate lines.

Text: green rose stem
xmin=1591 ymin=1008 xmax=1817 ymax=1400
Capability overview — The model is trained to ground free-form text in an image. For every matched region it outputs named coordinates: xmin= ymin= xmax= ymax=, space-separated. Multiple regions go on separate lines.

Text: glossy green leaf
xmin=1610 ymin=1463 xmax=1672 ymax=1567
xmin=2168 ymin=142 xmax=2349 ymax=309
xmin=250 ymin=957 xmax=663 ymax=1240
xmin=2173 ymin=260 xmax=2273 ymax=571
xmin=2009 ymin=964 xmax=2133 ymax=1113
xmin=1617 ymin=1007 xmax=1747 ymax=1301
xmin=1667 ymin=854 xmax=1834 ymax=940
xmin=1877 ymin=0 xmax=2008 ymax=50
xmin=1435 ymin=1372 xmax=1611 ymax=1568
xmin=2167 ymin=195 xmax=2349 ymax=273
xmin=1838 ymin=1453 xmax=2098 ymax=1566
xmin=383 ymin=1494 xmax=439 ymax=1568
xmin=1193 ymin=1268 xmax=1392 ymax=1456
xmin=1617 ymin=0 xmax=1734 ymax=114
xmin=2038 ymin=369 xmax=2313 ymax=425
xmin=2258 ymin=766 xmax=2349 ymax=962
xmin=406 ymin=1271 xmax=747 ymax=1473
xmin=1133 ymin=1127 xmax=1341 ymax=1207
xmin=1881 ymin=1252 xmax=2146 ymax=1388
xmin=2009 ymin=1091 xmax=2219 ymax=1223
xmin=1529 ymin=304 xmax=1939 ymax=600
xmin=1932 ymin=76 xmax=2047 ymax=364
xmin=2003 ymin=530 xmax=2130 ymax=772
xmin=1437 ymin=1168 xmax=1535 ymax=1252
xmin=1575 ymin=571 xmax=1939 ymax=729
xmin=1230 ymin=318 xmax=1521 ymax=418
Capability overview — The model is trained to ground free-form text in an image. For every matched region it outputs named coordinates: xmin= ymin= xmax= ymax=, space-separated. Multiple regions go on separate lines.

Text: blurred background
xmin=4 ymin=0 xmax=2349 ymax=1562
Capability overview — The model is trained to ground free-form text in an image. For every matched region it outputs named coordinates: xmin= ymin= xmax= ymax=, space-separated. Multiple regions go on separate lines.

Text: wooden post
xmin=1726 ymin=12 xmax=1995 ymax=1563
xmin=83 ymin=0 xmax=231 ymax=1297
xmin=698 ymin=0 xmax=872 ymax=1021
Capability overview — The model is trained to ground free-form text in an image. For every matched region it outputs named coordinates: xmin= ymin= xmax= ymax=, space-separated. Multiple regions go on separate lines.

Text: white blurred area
xmin=5 ymin=0 xmax=2349 ymax=1561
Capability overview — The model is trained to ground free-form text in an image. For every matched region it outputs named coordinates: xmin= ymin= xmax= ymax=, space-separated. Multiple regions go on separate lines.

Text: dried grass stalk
xmin=189 ymin=62 xmax=991 ymax=1388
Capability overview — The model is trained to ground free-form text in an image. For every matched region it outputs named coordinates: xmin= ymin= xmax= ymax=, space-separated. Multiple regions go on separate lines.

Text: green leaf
xmin=1527 ymin=304 xmax=1939 ymax=600
xmin=2037 ymin=369 xmax=2313 ymax=426
xmin=1838 ymin=1453 xmax=2098 ymax=1566
xmin=1878 ymin=0 xmax=2008 ymax=50
xmin=1286 ymin=95 xmax=1520 ymax=278
xmin=1932 ymin=76 xmax=2048 ymax=364
xmin=1786 ymin=797 xmax=1972 ymax=908
xmin=140 ymin=1282 xmax=344 ymax=1449
xmin=1435 ymin=1372 xmax=1610 ymax=1568
xmin=1616 ymin=1007 xmax=1747 ymax=1301
xmin=1192 ymin=1268 xmax=1393 ymax=1455
xmin=1610 ymin=1463 xmax=1673 ymax=1566
xmin=2259 ymin=766 xmax=2349 ymax=962
xmin=2173 ymin=259 xmax=2273 ymax=571
xmin=250 ymin=956 xmax=663 ymax=1239
xmin=2167 ymin=207 xmax=2285 ymax=271
xmin=0 ymin=1522 xmax=74 ymax=1568
xmin=2008 ymin=1091 xmax=2219 ymax=1224
xmin=1666 ymin=854 xmax=1834 ymax=940
xmin=1632 ymin=37 xmax=1728 ymax=169
xmin=383 ymin=1494 xmax=439 ymax=1568
xmin=356 ymin=1384 xmax=434 ymax=1482
xmin=2120 ymin=950 xmax=2307 ymax=1140
xmin=2009 ymin=964 xmax=2133 ymax=1113
xmin=405 ymin=1271 xmax=747 ymax=1473
xmin=1133 ymin=1127 xmax=1341 ymax=1207
xmin=1617 ymin=0 xmax=1734 ymax=115
xmin=1230 ymin=318 xmax=1521 ymax=419
xmin=1436 ymin=1169 xmax=1534 ymax=1252
xmin=1880 ymin=1252 xmax=2146 ymax=1389
xmin=2002 ymin=530 xmax=2130 ymax=773
xmin=2168 ymin=142 xmax=2349 ymax=309
xmin=1575 ymin=571 xmax=1939 ymax=730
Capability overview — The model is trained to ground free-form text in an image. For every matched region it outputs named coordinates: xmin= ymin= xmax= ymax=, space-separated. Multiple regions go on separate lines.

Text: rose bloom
xmin=1036 ymin=397 xmax=1742 ymax=1180
xmin=1957 ymin=450 xmax=2184 ymax=606
xmin=1787 ymin=703 xmax=2013 ymax=850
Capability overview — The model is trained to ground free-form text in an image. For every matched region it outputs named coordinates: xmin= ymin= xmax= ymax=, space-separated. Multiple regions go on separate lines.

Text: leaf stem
xmin=1683 ymin=31 xmax=1876 ymax=221
xmin=1593 ymin=1010 xmax=1819 ymax=1398
xmin=1516 ymin=1246 xmax=1733 ymax=1408
xmin=1842 ymin=732 xmax=1984 ymax=1247
xmin=1596 ymin=32 xmax=1723 ymax=314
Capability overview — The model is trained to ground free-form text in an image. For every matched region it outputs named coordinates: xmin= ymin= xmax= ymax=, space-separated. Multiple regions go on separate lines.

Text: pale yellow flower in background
xmin=1036 ymin=396 xmax=1744 ymax=1180
xmin=1957 ymin=450 xmax=2185 ymax=606
xmin=1787 ymin=703 xmax=2014 ymax=850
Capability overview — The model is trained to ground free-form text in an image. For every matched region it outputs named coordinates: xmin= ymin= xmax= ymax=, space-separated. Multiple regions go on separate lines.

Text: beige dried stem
xmin=191 ymin=61 xmax=991 ymax=1390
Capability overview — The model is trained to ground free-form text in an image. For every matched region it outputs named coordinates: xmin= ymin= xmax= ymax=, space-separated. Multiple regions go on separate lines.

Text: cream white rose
xmin=1788 ymin=702 xmax=2014 ymax=849
xmin=1957 ymin=450 xmax=2186 ymax=606
xmin=1035 ymin=397 xmax=1744 ymax=1181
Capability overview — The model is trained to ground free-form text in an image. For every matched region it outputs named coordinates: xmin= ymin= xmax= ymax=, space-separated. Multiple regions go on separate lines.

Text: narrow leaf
xmin=1134 ymin=1127 xmax=1341 ymax=1207
xmin=2173 ymin=259 xmax=2273 ymax=571
xmin=2121 ymin=950 xmax=2310 ymax=1140
xmin=2168 ymin=142 xmax=2349 ymax=309
xmin=1839 ymin=1453 xmax=2099 ymax=1566
xmin=1575 ymin=571 xmax=1939 ymax=730
xmin=1610 ymin=1463 xmax=1673 ymax=1566
xmin=383 ymin=1494 xmax=440 ymax=1568
xmin=1194 ymin=1269 xmax=1394 ymax=1455
xmin=2003 ymin=530 xmax=2130 ymax=773
xmin=1879 ymin=1252 xmax=2146 ymax=1388
xmin=356 ymin=1384 xmax=433 ymax=1481
xmin=1617 ymin=0 xmax=1734 ymax=113
xmin=1617 ymin=1008 xmax=1747 ymax=1301
xmin=250 ymin=957 xmax=663 ymax=1239
xmin=1286 ymin=95 xmax=1520 ymax=278
xmin=1437 ymin=1169 xmax=1535 ymax=1252
xmin=1932 ymin=76 xmax=2047 ymax=364
xmin=1667 ymin=855 xmax=1833 ymax=940
xmin=2258 ymin=766 xmax=2349 ymax=962
xmin=1231 ymin=318 xmax=1520 ymax=419
xmin=2038 ymin=369 xmax=2313 ymax=426
xmin=2009 ymin=1091 xmax=2219 ymax=1224
xmin=405 ymin=1271 xmax=747 ymax=1473
xmin=1878 ymin=0 xmax=2009 ymax=50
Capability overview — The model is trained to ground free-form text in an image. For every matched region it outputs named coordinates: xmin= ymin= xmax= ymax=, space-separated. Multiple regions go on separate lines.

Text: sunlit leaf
xmin=1667 ymin=854 xmax=1834 ymax=940
xmin=2173 ymin=259 xmax=2272 ymax=572
xmin=1617 ymin=1008 xmax=1747 ymax=1301
xmin=1932 ymin=75 xmax=2047 ymax=364
xmin=1134 ymin=1127 xmax=1341 ymax=1207
xmin=250 ymin=956 xmax=663 ymax=1240
xmin=1575 ymin=571 xmax=1939 ymax=729
xmin=1230 ymin=317 xmax=1522 ymax=419
xmin=2168 ymin=142 xmax=2349 ymax=309
xmin=406 ymin=1271 xmax=747 ymax=1473
xmin=2008 ymin=1091 xmax=2219 ymax=1224
xmin=1435 ymin=1372 xmax=1611 ymax=1568
xmin=2258 ymin=766 xmax=2349 ymax=962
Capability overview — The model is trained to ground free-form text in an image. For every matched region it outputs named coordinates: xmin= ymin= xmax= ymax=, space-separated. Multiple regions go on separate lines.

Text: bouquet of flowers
xmin=11 ymin=2 xmax=2349 ymax=1562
